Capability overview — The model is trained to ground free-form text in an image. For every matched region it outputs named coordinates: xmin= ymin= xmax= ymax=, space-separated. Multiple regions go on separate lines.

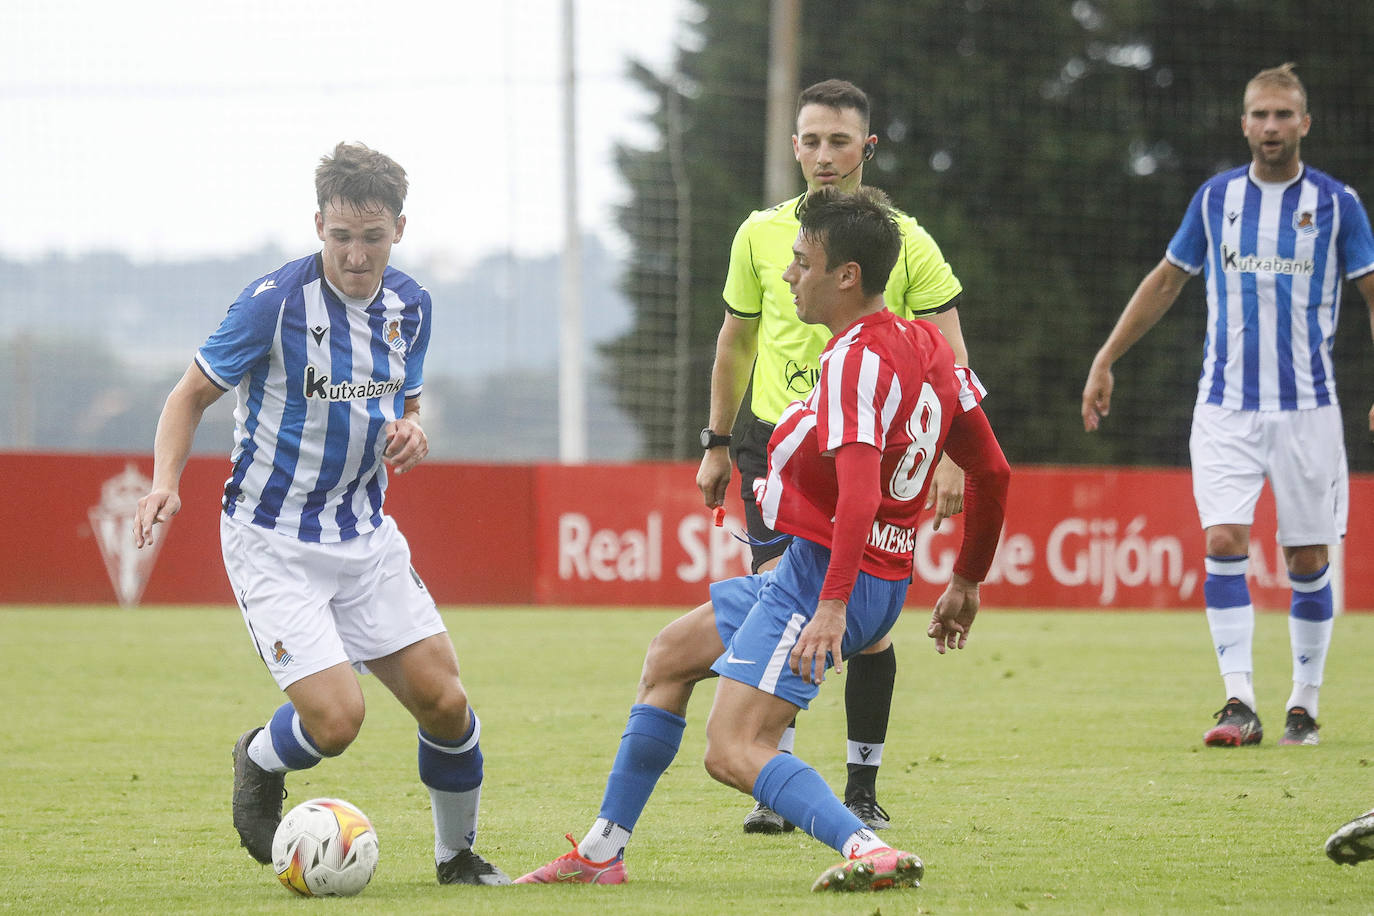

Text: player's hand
xmin=925 ymin=454 xmax=965 ymax=530
xmin=133 ymin=489 xmax=181 ymax=549
xmin=790 ymin=598 xmax=846 ymax=684
xmin=927 ymin=575 xmax=980 ymax=654
xmin=696 ymin=447 xmax=732 ymax=509
xmin=1081 ymin=362 xmax=1114 ymax=432
xmin=384 ymin=416 xmax=428 ymax=475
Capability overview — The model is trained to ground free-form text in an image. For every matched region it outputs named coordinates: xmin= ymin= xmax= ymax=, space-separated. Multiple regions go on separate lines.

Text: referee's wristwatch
xmin=699 ymin=427 xmax=731 ymax=449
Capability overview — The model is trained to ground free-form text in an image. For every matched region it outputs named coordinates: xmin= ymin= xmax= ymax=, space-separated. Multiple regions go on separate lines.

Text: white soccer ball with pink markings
xmin=271 ymin=798 xmax=379 ymax=897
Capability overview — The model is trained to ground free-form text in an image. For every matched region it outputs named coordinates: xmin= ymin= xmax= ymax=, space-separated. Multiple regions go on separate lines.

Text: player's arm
xmin=922 ymin=305 xmax=968 ymax=365
xmin=384 ymin=396 xmax=428 ymax=475
xmin=1082 ymin=258 xmax=1191 ymax=431
xmin=926 ymin=406 xmax=1010 ymax=654
xmin=895 ymin=216 xmax=963 ymax=359
xmin=789 ymin=442 xmax=882 ymax=685
xmin=133 ymin=364 xmax=226 ymax=548
xmin=898 ymin=225 xmax=971 ymax=526
xmin=695 ymin=312 xmax=760 ymax=508
xmin=918 ymin=303 xmax=968 ymax=529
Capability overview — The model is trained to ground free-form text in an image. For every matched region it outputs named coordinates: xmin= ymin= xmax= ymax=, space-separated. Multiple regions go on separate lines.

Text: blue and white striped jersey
xmin=195 ymin=253 xmax=431 ymax=543
xmin=1167 ymin=163 xmax=1374 ymax=411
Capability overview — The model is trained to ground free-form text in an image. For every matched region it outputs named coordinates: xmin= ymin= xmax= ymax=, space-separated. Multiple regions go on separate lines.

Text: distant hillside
xmin=0 ymin=236 xmax=643 ymax=460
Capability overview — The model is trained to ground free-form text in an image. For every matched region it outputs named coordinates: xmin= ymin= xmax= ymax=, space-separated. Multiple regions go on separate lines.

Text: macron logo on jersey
xmin=252 ymin=279 xmax=278 ymax=297
xmin=303 ymin=365 xmax=404 ymax=402
xmin=1219 ymin=243 xmax=1314 ymax=277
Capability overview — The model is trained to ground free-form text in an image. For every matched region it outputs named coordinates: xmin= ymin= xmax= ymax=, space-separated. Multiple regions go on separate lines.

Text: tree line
xmin=606 ymin=0 xmax=1374 ymax=471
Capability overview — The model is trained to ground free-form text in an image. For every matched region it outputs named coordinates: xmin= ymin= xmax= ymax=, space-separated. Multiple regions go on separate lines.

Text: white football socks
xmin=1205 ymin=603 xmax=1255 ymax=709
xmin=579 ymin=818 xmax=631 ymax=863
xmin=840 ymin=828 xmax=887 ymax=859
xmin=431 ymin=785 xmax=482 ymax=862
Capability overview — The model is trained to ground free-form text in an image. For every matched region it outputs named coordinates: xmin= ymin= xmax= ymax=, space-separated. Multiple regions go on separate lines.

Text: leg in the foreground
xmin=516 ymin=602 xmax=723 ymax=884
xmin=233 ymin=664 xmax=362 ymax=863
xmin=842 ymin=636 xmax=895 ymax=829
xmin=368 ymin=634 xmax=509 ymax=885
xmin=1281 ymin=550 xmax=1333 ymax=747
xmin=704 ymin=676 xmax=922 ymax=893
xmin=1326 ymin=809 xmax=1374 ymax=866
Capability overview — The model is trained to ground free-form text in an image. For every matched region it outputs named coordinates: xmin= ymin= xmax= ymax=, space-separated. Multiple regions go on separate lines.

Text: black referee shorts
xmin=735 ymin=416 xmax=792 ymax=573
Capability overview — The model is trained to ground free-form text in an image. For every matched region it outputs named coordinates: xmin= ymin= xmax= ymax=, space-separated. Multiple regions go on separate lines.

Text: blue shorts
xmin=708 ymin=537 xmax=909 ymax=709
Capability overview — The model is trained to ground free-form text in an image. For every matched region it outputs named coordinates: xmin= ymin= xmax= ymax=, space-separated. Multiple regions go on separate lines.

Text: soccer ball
xmin=271 ymin=798 xmax=379 ymax=897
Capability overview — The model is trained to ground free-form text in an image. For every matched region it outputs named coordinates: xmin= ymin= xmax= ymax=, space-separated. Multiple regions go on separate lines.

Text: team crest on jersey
xmin=383 ymin=318 xmax=406 ymax=353
xmin=272 ymin=640 xmax=294 ymax=666
xmin=1292 ymin=210 xmax=1318 ymax=237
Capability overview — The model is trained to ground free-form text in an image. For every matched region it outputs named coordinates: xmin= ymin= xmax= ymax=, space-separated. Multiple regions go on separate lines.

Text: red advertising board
xmin=1 ymin=453 xmax=1367 ymax=610
xmin=926 ymin=466 xmax=1298 ymax=611
xmin=530 ymin=463 xmax=754 ymax=606
xmin=0 ymin=454 xmax=536 ymax=606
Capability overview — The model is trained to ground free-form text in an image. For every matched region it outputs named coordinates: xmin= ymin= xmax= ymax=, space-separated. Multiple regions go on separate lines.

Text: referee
xmin=696 ymin=79 xmax=972 ymax=833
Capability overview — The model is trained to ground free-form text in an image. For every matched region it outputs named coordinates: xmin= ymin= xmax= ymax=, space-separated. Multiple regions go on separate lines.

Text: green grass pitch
xmin=2 ymin=606 xmax=1371 ymax=914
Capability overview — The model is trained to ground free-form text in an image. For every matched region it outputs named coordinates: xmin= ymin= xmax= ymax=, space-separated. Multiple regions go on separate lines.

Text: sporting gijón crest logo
xmin=88 ymin=463 xmax=164 ymax=608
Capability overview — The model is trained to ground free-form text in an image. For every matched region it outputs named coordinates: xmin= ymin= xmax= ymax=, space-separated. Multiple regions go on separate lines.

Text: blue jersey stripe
xmin=358 ymin=302 xmax=398 ymax=534
xmin=225 ymin=366 xmax=268 ymax=511
xmin=1204 ymin=184 xmax=1229 ymax=406
xmin=298 ymin=291 xmax=356 ymax=542
xmin=1274 ymin=181 xmax=1300 ymax=409
xmin=1307 ymin=192 xmax=1335 ymax=406
xmin=255 ymin=289 xmax=311 ymax=527
xmin=1239 ymin=179 xmax=1261 ymax=409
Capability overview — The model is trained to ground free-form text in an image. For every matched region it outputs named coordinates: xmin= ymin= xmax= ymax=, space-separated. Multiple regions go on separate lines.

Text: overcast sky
xmin=2 ymin=0 xmax=692 ymax=268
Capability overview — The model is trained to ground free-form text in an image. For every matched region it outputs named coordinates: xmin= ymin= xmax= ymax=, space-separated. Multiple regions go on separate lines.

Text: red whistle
xmin=713 ymin=506 xmax=726 ymax=527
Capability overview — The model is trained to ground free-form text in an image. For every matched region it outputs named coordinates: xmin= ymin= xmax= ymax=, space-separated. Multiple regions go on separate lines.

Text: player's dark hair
xmin=315 ymin=142 xmax=408 ymax=219
xmin=797 ymin=79 xmax=870 ymax=130
xmin=797 ymin=185 xmax=901 ymax=297
xmin=1246 ymin=62 xmax=1307 ymax=114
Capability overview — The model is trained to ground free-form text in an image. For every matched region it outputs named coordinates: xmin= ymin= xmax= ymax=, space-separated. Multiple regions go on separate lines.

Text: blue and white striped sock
xmin=420 ymin=713 xmax=484 ymax=861
xmin=1287 ymin=565 xmax=1334 ymax=716
xmin=248 ymin=702 xmax=325 ymax=773
xmin=1204 ymin=555 xmax=1255 ymax=708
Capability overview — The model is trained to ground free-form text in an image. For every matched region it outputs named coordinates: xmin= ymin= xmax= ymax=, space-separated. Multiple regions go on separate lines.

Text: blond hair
xmin=1245 ymin=62 xmax=1307 ymax=114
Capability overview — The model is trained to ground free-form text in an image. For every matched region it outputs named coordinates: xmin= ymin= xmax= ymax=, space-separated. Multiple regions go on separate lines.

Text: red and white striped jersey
xmin=753 ymin=310 xmax=986 ymax=580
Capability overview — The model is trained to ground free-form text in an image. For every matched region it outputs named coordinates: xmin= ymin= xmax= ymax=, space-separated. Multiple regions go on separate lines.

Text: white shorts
xmin=221 ymin=513 xmax=446 ymax=689
xmin=1189 ymin=403 xmax=1348 ymax=546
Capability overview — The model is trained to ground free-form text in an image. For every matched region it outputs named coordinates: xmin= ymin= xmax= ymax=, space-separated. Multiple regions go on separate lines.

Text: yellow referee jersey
xmin=722 ymin=193 xmax=963 ymax=423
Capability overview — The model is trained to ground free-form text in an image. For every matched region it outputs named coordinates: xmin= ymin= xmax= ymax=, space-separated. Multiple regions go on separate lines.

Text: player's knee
xmin=639 ymin=641 xmax=664 ymax=687
xmin=640 ymin=627 xmax=685 ymax=690
xmin=1284 ymin=545 xmax=1328 ymax=577
xmin=701 ymin=721 xmax=752 ymax=790
xmin=860 ymin=633 xmax=894 ymax=655
xmin=1204 ymin=525 xmax=1248 ymax=557
xmin=701 ymin=741 xmax=745 ymax=791
xmin=301 ymin=706 xmax=364 ymax=756
xmin=415 ymin=682 xmax=471 ymax=738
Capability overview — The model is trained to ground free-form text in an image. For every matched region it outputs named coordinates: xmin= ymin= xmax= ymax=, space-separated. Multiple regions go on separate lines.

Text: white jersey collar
xmin=1248 ymin=161 xmax=1304 ymax=192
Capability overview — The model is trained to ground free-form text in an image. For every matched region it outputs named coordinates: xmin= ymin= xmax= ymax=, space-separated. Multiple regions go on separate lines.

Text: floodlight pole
xmin=559 ymin=0 xmax=587 ymax=463
xmin=763 ymin=0 xmax=801 ymax=204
